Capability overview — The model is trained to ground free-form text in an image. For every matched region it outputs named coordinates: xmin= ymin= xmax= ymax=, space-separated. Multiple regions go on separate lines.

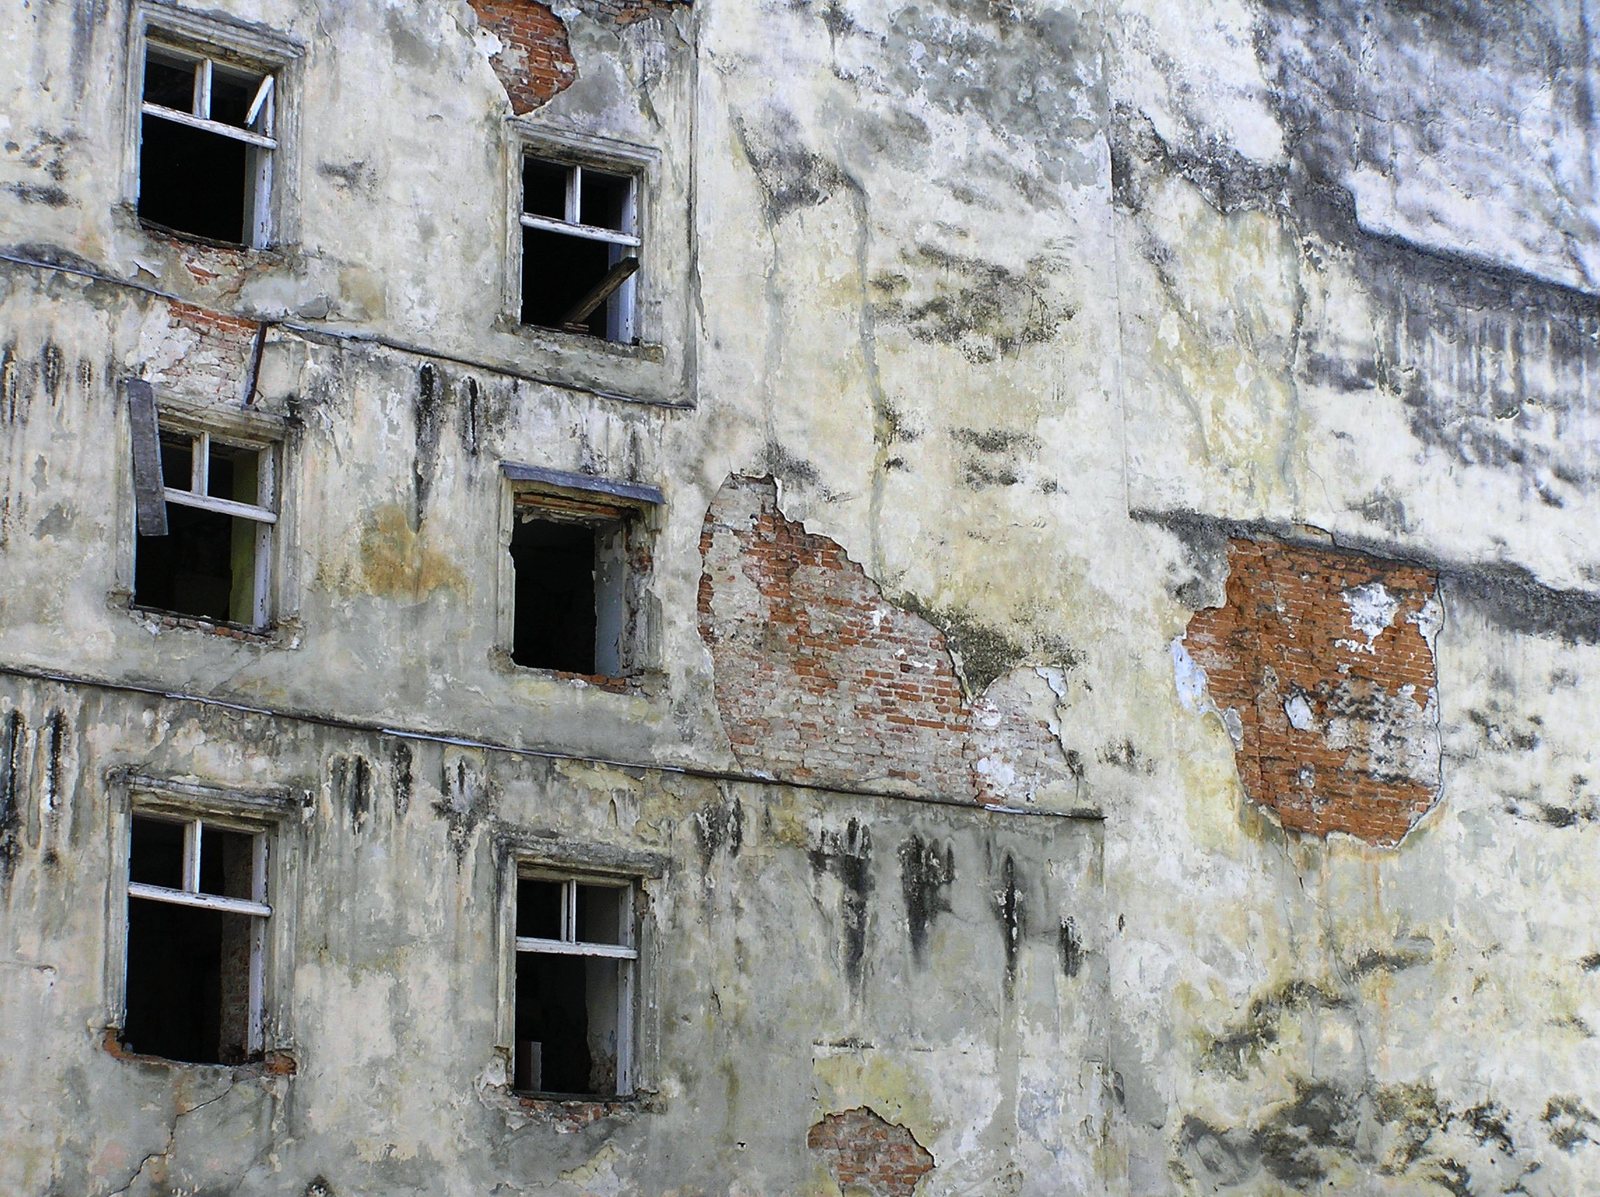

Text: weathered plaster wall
xmin=2 ymin=0 xmax=1599 ymax=1194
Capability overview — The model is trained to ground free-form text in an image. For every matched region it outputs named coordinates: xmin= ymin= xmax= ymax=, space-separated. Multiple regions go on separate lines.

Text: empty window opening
xmin=519 ymin=157 xmax=639 ymax=341
xmin=510 ymin=500 xmax=631 ymax=676
xmin=134 ymin=427 xmax=277 ymax=628
xmin=513 ymin=875 xmax=635 ymax=1098
xmin=139 ymin=42 xmax=276 ymax=246
xmin=123 ymin=813 xmax=269 ymax=1065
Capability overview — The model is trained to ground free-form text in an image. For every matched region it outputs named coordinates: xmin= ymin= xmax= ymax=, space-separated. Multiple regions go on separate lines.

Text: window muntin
xmin=519 ymin=157 xmax=640 ymax=342
xmin=123 ymin=812 xmax=270 ymax=1065
xmin=513 ymin=873 xmax=637 ymax=1098
xmin=133 ymin=425 xmax=278 ymax=629
xmin=138 ymin=40 xmax=277 ymax=246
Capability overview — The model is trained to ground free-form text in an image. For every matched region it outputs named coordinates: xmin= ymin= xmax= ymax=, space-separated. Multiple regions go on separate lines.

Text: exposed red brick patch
xmin=698 ymin=476 xmax=1072 ymax=805
xmin=1184 ymin=538 xmax=1442 ymax=845
xmin=469 ymin=1 xmax=577 ymax=114
xmin=808 ymin=1107 xmax=934 ymax=1197
xmin=153 ymin=299 xmax=259 ymax=402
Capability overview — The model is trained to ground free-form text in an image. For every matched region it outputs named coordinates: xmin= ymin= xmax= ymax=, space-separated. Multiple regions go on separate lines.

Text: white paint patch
xmin=1407 ymin=595 xmax=1444 ymax=646
xmin=1341 ymin=581 xmax=1401 ymax=647
xmin=1171 ymin=637 xmax=1209 ymax=712
xmin=1284 ymin=692 xmax=1315 ymax=731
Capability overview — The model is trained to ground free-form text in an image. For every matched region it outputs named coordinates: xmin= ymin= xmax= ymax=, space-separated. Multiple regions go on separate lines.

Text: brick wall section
xmin=1184 ymin=538 xmax=1442 ymax=845
xmin=698 ymin=476 xmax=1069 ymax=805
xmin=150 ymin=300 xmax=259 ymax=403
xmin=468 ymin=1 xmax=576 ymax=114
xmin=807 ymin=1107 xmax=935 ymax=1197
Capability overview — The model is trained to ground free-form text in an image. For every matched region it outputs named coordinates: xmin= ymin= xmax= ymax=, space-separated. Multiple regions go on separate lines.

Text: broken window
xmin=519 ymin=156 xmax=640 ymax=342
xmin=137 ymin=38 xmax=277 ymax=246
xmin=122 ymin=811 xmax=270 ymax=1065
xmin=504 ymin=466 xmax=660 ymax=678
xmin=131 ymin=415 xmax=279 ymax=629
xmin=512 ymin=873 xmax=637 ymax=1098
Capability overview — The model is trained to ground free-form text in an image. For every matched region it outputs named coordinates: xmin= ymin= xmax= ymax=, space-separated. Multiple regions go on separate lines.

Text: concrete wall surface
xmin=1 ymin=1 xmax=1597 ymax=1194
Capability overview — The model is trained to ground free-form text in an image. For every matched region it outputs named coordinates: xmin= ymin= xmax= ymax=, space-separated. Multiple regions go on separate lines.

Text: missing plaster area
xmin=1183 ymin=538 xmax=1442 ymax=846
xmin=807 ymin=1107 xmax=934 ymax=1197
xmin=697 ymin=476 xmax=1071 ymax=804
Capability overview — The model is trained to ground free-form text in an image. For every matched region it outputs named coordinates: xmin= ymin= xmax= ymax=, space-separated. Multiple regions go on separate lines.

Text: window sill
xmin=122 ymin=598 xmax=299 ymax=648
xmin=102 ymin=1029 xmax=298 ymax=1078
xmin=497 ymin=316 xmax=665 ymax=365
xmin=505 ymin=1089 xmax=655 ymax=1133
xmin=492 ymin=652 xmax=663 ymax=698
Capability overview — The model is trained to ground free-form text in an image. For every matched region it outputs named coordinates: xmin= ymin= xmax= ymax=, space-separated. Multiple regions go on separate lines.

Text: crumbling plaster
xmin=1 ymin=0 xmax=1598 ymax=1194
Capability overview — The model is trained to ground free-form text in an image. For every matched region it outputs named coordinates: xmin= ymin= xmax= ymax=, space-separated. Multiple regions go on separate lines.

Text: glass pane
xmin=579 ymin=168 xmax=631 ymax=232
xmin=129 ymin=815 xmax=185 ymax=889
xmin=159 ymin=432 xmax=193 ymax=493
xmin=523 ymin=158 xmax=569 ymax=220
xmin=198 ymin=825 xmax=259 ymax=900
xmin=575 ymin=883 xmax=626 ymax=946
xmin=143 ymin=49 xmax=195 ymax=110
xmin=517 ymin=879 xmax=564 ymax=940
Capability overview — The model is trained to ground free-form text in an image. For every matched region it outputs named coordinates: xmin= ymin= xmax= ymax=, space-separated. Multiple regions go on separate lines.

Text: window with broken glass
xmin=512 ymin=873 xmax=638 ymax=1098
xmin=519 ymin=156 xmax=640 ymax=342
xmin=138 ymin=39 xmax=278 ymax=246
xmin=131 ymin=413 xmax=279 ymax=630
xmin=122 ymin=810 xmax=271 ymax=1065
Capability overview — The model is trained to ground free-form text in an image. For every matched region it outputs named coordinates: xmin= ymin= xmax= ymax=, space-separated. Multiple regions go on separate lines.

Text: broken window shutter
xmin=126 ymin=379 xmax=168 ymax=536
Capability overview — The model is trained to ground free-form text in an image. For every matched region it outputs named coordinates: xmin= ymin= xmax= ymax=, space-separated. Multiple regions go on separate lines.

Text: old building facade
xmin=1 ymin=1 xmax=1596 ymax=1194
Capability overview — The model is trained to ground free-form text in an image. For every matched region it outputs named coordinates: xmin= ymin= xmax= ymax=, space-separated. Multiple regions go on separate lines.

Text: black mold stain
xmin=1 ymin=182 xmax=71 ymax=207
xmin=413 ymin=363 xmax=442 ymax=527
xmin=732 ymin=110 xmax=852 ymax=225
xmin=332 ymin=755 xmax=372 ymax=833
xmin=40 ymin=343 xmax=64 ymax=404
xmin=0 ymin=709 xmax=22 ymax=888
xmin=759 ymin=440 xmax=821 ymax=487
xmin=1 ymin=342 xmax=18 ymax=422
xmin=894 ymin=594 xmax=1027 ymax=696
xmin=1464 ymin=1102 xmax=1515 ymax=1154
xmin=1543 ymin=1095 xmax=1598 ymax=1151
xmin=1580 ymin=953 xmax=1600 ymax=972
xmin=992 ymin=853 xmax=1023 ymax=998
xmin=809 ymin=818 xmax=873 ymax=991
xmin=1204 ymin=978 xmax=1350 ymax=1079
xmin=873 ymin=243 xmax=1071 ymax=365
xmin=462 ymin=378 xmax=480 ymax=458
xmin=1058 ymin=916 xmax=1082 ymax=978
xmin=897 ymin=834 xmax=953 ymax=962
xmin=391 ymin=742 xmax=413 ymax=818
xmin=43 ymin=709 xmax=65 ymax=815
xmin=693 ymin=794 xmax=744 ymax=869
xmin=433 ymin=755 xmax=494 ymax=865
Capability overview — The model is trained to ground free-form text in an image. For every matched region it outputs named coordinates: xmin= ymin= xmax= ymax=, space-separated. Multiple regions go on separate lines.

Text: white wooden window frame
xmin=520 ymin=157 xmax=640 ymax=343
xmin=511 ymin=870 xmax=638 ymax=1097
xmin=142 ymin=424 xmax=279 ymax=629
xmin=126 ymin=3 xmax=303 ymax=249
xmin=126 ymin=812 xmax=272 ymax=1055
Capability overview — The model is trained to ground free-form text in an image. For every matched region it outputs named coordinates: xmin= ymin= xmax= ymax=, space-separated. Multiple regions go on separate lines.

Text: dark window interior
xmin=576 ymin=884 xmax=624 ymax=944
xmin=142 ymin=53 xmax=194 ymax=108
xmin=138 ymin=49 xmax=267 ymax=245
xmin=124 ymin=817 xmax=261 ymax=1065
xmin=134 ymin=437 xmax=264 ymax=625
xmin=515 ymin=951 xmax=599 ymax=1095
xmin=139 ymin=114 xmax=249 ymax=244
xmin=124 ymin=902 xmax=255 ymax=1064
xmin=522 ymin=158 xmax=568 ymax=220
xmin=580 ymin=169 xmax=631 ymax=229
xmin=520 ymin=158 xmax=633 ymax=340
xmin=517 ymin=878 xmax=564 ymax=939
xmin=129 ymin=815 xmax=185 ymax=889
xmin=510 ymin=516 xmax=597 ymax=673
xmin=521 ymin=227 xmax=618 ymax=338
